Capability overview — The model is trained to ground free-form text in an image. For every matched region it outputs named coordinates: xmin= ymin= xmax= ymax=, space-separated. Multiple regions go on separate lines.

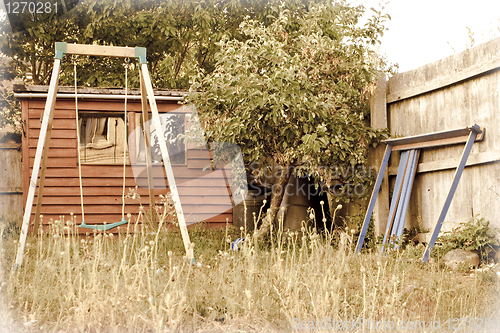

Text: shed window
xmin=134 ymin=112 xmax=186 ymax=166
xmin=78 ymin=113 xmax=129 ymax=164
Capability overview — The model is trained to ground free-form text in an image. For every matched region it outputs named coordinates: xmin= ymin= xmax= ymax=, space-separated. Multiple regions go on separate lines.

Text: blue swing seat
xmin=78 ymin=217 xmax=128 ymax=231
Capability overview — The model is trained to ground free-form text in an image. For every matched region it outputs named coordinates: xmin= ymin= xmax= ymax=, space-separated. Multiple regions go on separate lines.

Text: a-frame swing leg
xmin=139 ymin=69 xmax=156 ymax=223
xmin=15 ymin=58 xmax=62 ymax=267
xmin=140 ymin=63 xmax=195 ymax=262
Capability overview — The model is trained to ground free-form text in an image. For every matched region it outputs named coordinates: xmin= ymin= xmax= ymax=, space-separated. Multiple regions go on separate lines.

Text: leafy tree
xmin=0 ymin=0 xmax=340 ymax=129
xmin=186 ymin=2 xmax=391 ymax=235
xmin=0 ymin=58 xmax=21 ymax=132
xmin=0 ymin=0 xmax=84 ymax=85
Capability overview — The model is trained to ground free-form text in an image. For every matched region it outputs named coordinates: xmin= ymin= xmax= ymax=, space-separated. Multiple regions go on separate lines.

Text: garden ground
xmin=0 ymin=211 xmax=499 ymax=332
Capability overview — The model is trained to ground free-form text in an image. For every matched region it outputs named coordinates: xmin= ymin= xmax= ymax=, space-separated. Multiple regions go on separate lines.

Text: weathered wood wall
xmin=20 ymin=92 xmax=232 ymax=233
xmin=0 ymin=142 xmax=23 ymax=219
xmin=371 ymin=37 xmax=500 ymax=236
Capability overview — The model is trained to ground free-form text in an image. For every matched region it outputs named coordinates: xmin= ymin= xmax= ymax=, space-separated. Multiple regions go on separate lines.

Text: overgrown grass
xmin=0 ymin=210 xmax=499 ymax=332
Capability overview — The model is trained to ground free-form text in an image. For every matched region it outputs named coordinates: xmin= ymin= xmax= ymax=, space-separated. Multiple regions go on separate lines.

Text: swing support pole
xmin=15 ymin=58 xmax=61 ymax=267
xmin=15 ymin=43 xmax=194 ymax=268
xmin=139 ymin=69 xmax=157 ymax=224
xmin=140 ymin=62 xmax=194 ymax=262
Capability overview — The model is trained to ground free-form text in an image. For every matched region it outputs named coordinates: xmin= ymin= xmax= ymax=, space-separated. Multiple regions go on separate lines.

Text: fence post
xmin=369 ymin=76 xmax=390 ymax=235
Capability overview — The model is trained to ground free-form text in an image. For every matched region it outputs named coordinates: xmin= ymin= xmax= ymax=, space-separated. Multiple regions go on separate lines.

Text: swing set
xmin=15 ymin=43 xmax=195 ymax=268
xmin=73 ymin=55 xmax=130 ymax=231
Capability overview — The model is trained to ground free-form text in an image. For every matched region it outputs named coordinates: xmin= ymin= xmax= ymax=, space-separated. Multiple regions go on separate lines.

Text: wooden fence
xmin=0 ymin=141 xmax=23 ymax=219
xmin=369 ymin=37 xmax=500 ymax=237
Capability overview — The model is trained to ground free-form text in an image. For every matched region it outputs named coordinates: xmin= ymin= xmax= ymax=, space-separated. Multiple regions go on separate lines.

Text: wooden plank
xmin=28 ymin=138 xmax=76 ymax=148
xmin=34 ymin=186 xmax=164 ymax=196
xmin=29 ymin=109 xmax=76 ymax=119
xmin=29 ymin=118 xmax=76 ymax=130
xmin=35 ymin=196 xmax=156 ymax=205
xmin=0 ymin=148 xmax=23 ymax=192
xmin=65 ymin=44 xmax=137 ymax=58
xmin=387 ymin=56 xmax=500 ymax=103
xmin=388 ymin=149 xmax=500 ymax=175
xmin=29 ymin=129 xmax=76 ymax=139
xmin=187 ymin=149 xmax=211 ymax=159
xmin=182 ymin=205 xmax=232 ymax=214
xmin=38 ymin=166 xmax=140 ymax=178
xmin=34 ymin=213 xmax=233 ymax=225
xmin=0 ymin=143 xmax=21 ymax=149
xmin=187 ymin=158 xmax=213 ymax=170
xmin=33 ymin=185 xmax=229 ymax=197
xmin=33 ymin=205 xmax=144 ymax=215
xmin=169 ymin=177 xmax=227 ymax=187
xmin=369 ymin=76 xmax=390 ymax=235
xmin=42 ymin=177 xmax=148 ymax=187
xmin=29 ymin=163 xmax=219 ymax=179
xmin=33 ymin=194 xmax=231 ymax=205
xmin=18 ymin=84 xmax=185 ymax=95
xmin=28 ymin=148 xmax=76 ymax=158
xmin=29 ymin=157 xmax=76 ymax=168
xmin=0 ymin=187 xmax=23 ymax=193
xmin=27 ymin=98 xmax=179 ymax=112
xmin=22 ymin=99 xmax=30 ymax=208
xmin=177 ymin=186 xmax=232 ymax=196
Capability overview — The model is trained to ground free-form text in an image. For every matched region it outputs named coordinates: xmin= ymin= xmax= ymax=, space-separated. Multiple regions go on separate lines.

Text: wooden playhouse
xmin=15 ymin=84 xmax=234 ymax=233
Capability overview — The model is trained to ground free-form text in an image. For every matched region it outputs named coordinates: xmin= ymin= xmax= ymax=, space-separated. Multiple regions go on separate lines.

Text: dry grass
xmin=0 ymin=210 xmax=499 ymax=332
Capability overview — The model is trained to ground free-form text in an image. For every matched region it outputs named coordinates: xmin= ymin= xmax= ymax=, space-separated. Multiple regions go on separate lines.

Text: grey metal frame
xmin=355 ymin=124 xmax=484 ymax=262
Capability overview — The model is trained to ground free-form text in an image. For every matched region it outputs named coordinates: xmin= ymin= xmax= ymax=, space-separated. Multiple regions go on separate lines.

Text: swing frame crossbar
xmin=354 ymin=124 xmax=484 ymax=262
xmin=15 ymin=43 xmax=194 ymax=268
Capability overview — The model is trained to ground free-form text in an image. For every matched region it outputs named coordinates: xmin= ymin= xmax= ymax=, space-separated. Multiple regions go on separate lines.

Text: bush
xmin=432 ymin=216 xmax=500 ymax=263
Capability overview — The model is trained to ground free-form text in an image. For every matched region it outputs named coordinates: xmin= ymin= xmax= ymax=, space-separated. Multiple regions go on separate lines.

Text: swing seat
xmin=78 ymin=217 xmax=128 ymax=231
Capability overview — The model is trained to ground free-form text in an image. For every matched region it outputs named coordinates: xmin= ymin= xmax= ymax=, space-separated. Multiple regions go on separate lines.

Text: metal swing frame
xmin=354 ymin=124 xmax=484 ymax=262
xmin=15 ymin=43 xmax=195 ymax=267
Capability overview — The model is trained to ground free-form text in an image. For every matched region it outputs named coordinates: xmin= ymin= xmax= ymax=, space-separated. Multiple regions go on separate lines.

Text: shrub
xmin=432 ymin=216 xmax=500 ymax=263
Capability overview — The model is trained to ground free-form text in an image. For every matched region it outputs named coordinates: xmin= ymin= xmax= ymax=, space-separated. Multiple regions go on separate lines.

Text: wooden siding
xmin=21 ymin=93 xmax=233 ymax=233
xmin=369 ymin=37 xmax=500 ymax=236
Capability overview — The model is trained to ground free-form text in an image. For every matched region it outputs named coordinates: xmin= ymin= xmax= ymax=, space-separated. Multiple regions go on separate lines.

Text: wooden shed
xmin=15 ymin=84 xmax=234 ymax=232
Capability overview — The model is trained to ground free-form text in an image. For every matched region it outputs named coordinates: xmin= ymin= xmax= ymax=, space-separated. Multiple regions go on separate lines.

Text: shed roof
xmin=13 ymin=84 xmax=188 ymax=98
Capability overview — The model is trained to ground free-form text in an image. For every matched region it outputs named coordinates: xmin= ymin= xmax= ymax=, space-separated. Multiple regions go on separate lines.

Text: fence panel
xmin=0 ymin=142 xmax=23 ymax=219
xmin=370 ymin=37 xmax=500 ymax=236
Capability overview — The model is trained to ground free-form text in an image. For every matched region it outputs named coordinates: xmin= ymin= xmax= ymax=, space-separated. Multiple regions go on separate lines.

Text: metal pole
xmin=421 ymin=127 xmax=481 ymax=262
xmin=355 ymin=144 xmax=392 ymax=253
xmin=380 ymin=150 xmax=410 ymax=253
